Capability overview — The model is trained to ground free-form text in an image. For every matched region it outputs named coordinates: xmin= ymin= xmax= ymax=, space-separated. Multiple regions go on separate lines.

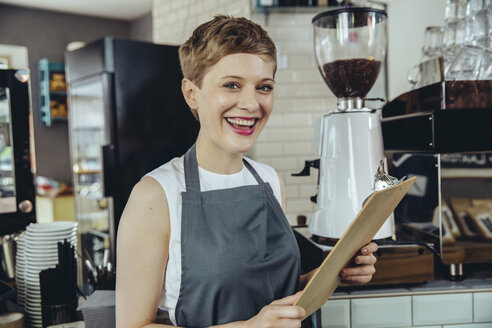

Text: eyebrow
xmin=220 ymin=75 xmax=275 ymax=83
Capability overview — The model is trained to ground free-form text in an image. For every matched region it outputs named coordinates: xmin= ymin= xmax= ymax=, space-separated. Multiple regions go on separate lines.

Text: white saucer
xmin=27 ymin=221 xmax=78 ymax=232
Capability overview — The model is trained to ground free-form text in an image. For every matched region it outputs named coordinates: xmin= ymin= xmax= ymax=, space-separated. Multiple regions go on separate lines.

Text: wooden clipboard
xmin=294 ymin=177 xmax=416 ymax=319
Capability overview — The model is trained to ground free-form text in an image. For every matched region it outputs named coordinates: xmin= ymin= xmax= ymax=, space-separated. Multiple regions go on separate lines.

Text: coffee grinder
xmin=307 ymin=7 xmax=394 ymax=241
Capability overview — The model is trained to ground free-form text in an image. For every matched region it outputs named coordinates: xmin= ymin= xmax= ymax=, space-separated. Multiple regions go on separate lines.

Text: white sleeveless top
xmin=145 ymin=156 xmax=282 ymax=325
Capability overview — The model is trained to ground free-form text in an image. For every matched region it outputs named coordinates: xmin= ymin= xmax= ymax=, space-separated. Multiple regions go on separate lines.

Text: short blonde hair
xmin=179 ymin=15 xmax=277 ymax=119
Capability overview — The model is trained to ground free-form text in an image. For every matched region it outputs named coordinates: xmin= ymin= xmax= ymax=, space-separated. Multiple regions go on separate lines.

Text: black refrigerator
xmin=65 ymin=38 xmax=199 ymax=289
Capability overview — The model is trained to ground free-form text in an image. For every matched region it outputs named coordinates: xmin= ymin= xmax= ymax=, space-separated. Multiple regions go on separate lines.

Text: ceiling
xmin=0 ymin=0 xmax=153 ymax=21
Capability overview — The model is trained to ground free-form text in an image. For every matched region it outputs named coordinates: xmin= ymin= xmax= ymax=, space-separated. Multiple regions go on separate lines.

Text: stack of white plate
xmin=23 ymin=221 xmax=78 ymax=328
xmin=14 ymin=232 xmax=26 ymax=306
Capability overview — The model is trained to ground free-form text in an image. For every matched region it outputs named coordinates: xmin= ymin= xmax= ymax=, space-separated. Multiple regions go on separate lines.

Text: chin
xmin=227 ymin=139 xmax=256 ymax=155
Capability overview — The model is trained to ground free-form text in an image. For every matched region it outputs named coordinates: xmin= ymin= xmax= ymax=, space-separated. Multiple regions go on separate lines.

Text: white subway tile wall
xmin=153 ymin=0 xmax=336 ymax=225
xmin=152 ymin=0 xmax=251 ymax=45
xmin=251 ymin=12 xmax=337 ymax=225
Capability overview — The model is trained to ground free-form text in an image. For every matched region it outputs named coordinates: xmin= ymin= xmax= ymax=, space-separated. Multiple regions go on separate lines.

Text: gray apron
xmin=174 ymin=144 xmax=301 ymax=327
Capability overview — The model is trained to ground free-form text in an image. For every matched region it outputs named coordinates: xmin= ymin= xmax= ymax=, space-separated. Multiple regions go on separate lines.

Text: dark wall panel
xmin=129 ymin=12 xmax=152 ymax=42
xmin=0 ymin=4 xmax=131 ymax=183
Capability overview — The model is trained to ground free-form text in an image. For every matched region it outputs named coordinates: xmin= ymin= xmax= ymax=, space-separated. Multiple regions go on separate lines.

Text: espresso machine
xmin=306 ymin=7 xmax=394 ymax=241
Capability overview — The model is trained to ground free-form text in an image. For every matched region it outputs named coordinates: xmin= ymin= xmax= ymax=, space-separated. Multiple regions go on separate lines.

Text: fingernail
xmin=362 ymin=248 xmax=368 ymax=254
xmin=355 ymin=257 xmax=360 ymax=264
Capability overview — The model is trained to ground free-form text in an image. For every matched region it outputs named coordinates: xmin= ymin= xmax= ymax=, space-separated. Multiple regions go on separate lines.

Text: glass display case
xmin=382 ymin=80 xmax=492 ymax=280
xmin=68 ymin=75 xmax=113 ymax=271
xmin=66 ymin=38 xmax=199 ymax=292
xmin=0 ymin=69 xmax=36 ymax=235
xmin=0 ymin=87 xmax=17 ymax=213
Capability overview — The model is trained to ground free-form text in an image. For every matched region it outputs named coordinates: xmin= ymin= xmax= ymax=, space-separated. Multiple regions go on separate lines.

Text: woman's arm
xmin=116 ymin=177 xmax=174 ymax=328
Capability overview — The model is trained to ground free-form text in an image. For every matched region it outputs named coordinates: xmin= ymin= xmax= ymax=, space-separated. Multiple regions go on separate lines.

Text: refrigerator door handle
xmin=102 ymin=144 xmax=117 ymax=198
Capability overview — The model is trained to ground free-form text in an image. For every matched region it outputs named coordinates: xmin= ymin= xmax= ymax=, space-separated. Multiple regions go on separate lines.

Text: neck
xmin=195 ymin=133 xmax=244 ymax=174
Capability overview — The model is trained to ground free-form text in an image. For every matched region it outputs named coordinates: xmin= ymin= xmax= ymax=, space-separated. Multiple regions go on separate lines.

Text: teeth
xmin=226 ymin=117 xmax=256 ymax=127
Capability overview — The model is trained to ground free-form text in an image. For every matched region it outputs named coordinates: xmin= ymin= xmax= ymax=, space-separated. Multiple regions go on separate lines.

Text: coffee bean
xmin=322 ymin=58 xmax=381 ymax=98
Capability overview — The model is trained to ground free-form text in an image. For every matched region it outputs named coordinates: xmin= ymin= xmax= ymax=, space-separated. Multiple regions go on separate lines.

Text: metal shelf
xmin=382 ymin=108 xmax=492 ymax=153
xmin=254 ymin=6 xmax=333 ymax=14
xmin=252 ymin=1 xmax=385 ymax=14
xmin=38 ymin=59 xmax=67 ymax=127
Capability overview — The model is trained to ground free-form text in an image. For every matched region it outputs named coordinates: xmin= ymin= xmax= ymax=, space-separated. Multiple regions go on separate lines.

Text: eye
xmin=258 ymin=84 xmax=274 ymax=92
xmin=224 ymin=82 xmax=240 ymax=89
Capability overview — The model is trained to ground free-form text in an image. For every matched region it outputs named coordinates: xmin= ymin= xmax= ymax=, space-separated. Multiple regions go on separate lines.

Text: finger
xmin=360 ymin=242 xmax=378 ymax=255
xmin=341 ymin=274 xmax=373 ymax=285
xmin=341 ymin=265 xmax=376 ymax=277
xmin=354 ymin=253 xmax=377 ymax=265
xmin=271 ymin=291 xmax=302 ymax=305
xmin=270 ymin=305 xmax=305 ymax=319
xmin=262 ymin=304 xmax=305 ymax=322
xmin=275 ymin=318 xmax=303 ymax=328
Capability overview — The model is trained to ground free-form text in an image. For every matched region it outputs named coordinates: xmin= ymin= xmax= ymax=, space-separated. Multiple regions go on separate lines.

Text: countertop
xmin=331 ymin=276 xmax=492 ymax=299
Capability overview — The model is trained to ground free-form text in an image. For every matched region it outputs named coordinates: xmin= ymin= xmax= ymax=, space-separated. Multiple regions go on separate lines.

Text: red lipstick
xmin=225 ymin=117 xmax=258 ymax=136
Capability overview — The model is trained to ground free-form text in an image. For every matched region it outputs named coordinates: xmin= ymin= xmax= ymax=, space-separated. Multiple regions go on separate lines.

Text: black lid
xmin=312 ymin=7 xmax=387 ymax=27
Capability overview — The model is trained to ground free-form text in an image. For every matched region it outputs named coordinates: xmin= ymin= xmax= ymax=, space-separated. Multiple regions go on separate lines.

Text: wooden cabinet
xmin=38 ymin=59 xmax=67 ymax=126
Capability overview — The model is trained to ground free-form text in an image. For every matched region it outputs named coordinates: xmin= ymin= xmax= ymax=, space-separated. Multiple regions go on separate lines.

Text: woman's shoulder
xmin=140 ymin=157 xmax=186 ymax=211
xmin=120 ymin=176 xmax=170 ymax=231
xmin=146 ymin=157 xmax=184 ymax=177
xmin=145 ymin=157 xmax=185 ymax=187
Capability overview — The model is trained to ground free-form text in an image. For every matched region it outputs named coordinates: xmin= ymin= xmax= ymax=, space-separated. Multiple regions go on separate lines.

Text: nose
xmin=238 ymin=87 xmax=260 ymax=112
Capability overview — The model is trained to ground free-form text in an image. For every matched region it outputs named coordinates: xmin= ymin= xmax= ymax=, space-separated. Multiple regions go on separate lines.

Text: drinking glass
xmin=408 ymin=26 xmax=444 ymax=89
xmin=447 ymin=46 xmax=484 ymax=80
xmin=479 ymin=50 xmax=492 ymax=79
xmin=423 ymin=26 xmax=444 ymax=60
xmin=445 ymin=0 xmax=489 ymax=80
xmin=407 ymin=65 xmax=421 ymax=89
xmin=444 ymin=0 xmax=458 ymax=21
xmin=467 ymin=0 xmax=488 ymax=47
xmin=443 ymin=0 xmax=466 ymax=73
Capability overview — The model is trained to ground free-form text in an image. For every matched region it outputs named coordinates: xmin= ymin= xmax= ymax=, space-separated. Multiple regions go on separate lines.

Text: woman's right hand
xmin=244 ymin=292 xmax=305 ymax=328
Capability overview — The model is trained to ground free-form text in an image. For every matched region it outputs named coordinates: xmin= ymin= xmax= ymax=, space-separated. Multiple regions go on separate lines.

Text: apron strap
xmin=242 ymin=159 xmax=265 ymax=186
xmin=183 ymin=144 xmax=201 ymax=193
xmin=184 ymin=144 xmax=266 ymax=191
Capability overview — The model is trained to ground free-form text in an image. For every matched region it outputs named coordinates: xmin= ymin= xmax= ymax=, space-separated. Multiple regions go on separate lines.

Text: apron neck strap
xmin=242 ymin=159 xmax=264 ymax=185
xmin=184 ymin=144 xmax=201 ymax=193
xmin=184 ymin=144 xmax=266 ymax=192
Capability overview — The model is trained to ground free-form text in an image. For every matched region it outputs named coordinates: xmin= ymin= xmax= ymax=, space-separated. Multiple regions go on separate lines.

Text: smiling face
xmin=183 ymin=53 xmax=275 ymax=158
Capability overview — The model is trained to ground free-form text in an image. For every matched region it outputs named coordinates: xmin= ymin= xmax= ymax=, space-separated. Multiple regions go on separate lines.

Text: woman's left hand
xmin=339 ymin=242 xmax=378 ymax=285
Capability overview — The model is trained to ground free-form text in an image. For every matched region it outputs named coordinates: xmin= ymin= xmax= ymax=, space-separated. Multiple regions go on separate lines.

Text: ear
xmin=181 ymin=78 xmax=198 ymax=110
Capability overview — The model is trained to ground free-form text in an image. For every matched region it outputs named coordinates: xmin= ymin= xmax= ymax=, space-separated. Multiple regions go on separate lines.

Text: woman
xmin=116 ymin=15 xmax=378 ymax=328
